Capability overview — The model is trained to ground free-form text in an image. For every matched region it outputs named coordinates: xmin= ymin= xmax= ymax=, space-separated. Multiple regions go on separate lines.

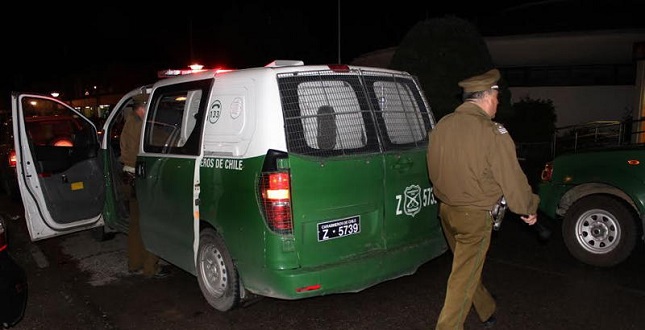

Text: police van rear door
xmin=278 ymin=68 xmax=441 ymax=267
xmin=372 ymin=76 xmax=441 ymax=249
xmin=278 ymin=70 xmax=386 ymax=267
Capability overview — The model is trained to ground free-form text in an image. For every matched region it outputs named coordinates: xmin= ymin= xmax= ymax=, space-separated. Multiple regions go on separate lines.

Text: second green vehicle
xmin=538 ymin=122 xmax=645 ymax=268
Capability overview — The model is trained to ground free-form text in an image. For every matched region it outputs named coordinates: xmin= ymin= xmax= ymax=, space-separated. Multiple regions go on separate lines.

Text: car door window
xmin=143 ymin=80 xmax=210 ymax=155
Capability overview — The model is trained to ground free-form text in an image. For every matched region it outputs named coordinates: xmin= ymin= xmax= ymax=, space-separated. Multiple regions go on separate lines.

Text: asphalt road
xmin=3 ymin=191 xmax=645 ymax=330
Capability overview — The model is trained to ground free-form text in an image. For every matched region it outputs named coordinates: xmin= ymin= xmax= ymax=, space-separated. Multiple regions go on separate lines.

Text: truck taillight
xmin=8 ymin=150 xmax=16 ymax=168
xmin=540 ymin=162 xmax=553 ymax=182
xmin=260 ymin=171 xmax=293 ymax=233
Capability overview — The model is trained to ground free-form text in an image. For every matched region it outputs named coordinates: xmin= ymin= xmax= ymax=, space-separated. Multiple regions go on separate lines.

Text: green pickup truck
xmin=537 ymin=120 xmax=644 ymax=267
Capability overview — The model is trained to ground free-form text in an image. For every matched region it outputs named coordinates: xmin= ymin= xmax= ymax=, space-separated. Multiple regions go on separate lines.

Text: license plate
xmin=317 ymin=216 xmax=361 ymax=242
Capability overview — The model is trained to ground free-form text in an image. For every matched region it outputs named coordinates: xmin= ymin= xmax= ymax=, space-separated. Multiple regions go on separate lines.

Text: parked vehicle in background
xmin=0 ymin=114 xmax=86 ymax=201
xmin=12 ymin=61 xmax=447 ymax=312
xmin=0 ymin=115 xmax=19 ymax=200
xmin=538 ymin=119 xmax=645 ymax=267
xmin=0 ymin=214 xmax=28 ymax=328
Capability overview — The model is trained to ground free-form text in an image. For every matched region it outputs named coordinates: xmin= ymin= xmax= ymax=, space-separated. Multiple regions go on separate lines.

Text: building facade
xmin=351 ymin=29 xmax=645 ymax=128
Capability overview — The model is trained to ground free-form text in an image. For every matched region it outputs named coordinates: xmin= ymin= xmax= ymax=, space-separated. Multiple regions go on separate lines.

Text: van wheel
xmin=562 ymin=195 xmax=637 ymax=267
xmin=197 ymin=228 xmax=240 ymax=311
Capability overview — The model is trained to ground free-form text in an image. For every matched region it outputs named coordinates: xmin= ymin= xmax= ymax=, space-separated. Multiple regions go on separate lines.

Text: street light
xmin=51 ymin=92 xmax=60 ymax=98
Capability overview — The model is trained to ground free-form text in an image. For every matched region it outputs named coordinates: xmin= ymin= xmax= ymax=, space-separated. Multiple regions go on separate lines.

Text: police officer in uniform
xmin=120 ymin=93 xmax=170 ymax=279
xmin=427 ymin=69 xmax=539 ymax=329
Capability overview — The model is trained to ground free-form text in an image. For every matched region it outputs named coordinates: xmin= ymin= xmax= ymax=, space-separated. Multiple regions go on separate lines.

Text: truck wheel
xmin=197 ymin=228 xmax=240 ymax=311
xmin=562 ymin=195 xmax=637 ymax=267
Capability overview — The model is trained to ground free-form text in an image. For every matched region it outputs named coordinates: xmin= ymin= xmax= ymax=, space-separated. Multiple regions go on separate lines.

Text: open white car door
xmin=11 ymin=93 xmax=105 ymax=241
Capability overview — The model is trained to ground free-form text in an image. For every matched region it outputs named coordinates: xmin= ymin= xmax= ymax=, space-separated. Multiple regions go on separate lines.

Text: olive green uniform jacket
xmin=120 ymin=110 xmax=142 ymax=169
xmin=427 ymin=102 xmax=539 ymax=215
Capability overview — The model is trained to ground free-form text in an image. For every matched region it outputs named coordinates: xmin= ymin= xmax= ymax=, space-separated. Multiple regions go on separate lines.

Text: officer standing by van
xmin=120 ymin=93 xmax=169 ymax=279
xmin=426 ymin=69 xmax=539 ymax=329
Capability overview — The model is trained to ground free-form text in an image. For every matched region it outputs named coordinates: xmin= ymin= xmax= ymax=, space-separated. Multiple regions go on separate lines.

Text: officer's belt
xmin=440 ymin=203 xmax=490 ymax=212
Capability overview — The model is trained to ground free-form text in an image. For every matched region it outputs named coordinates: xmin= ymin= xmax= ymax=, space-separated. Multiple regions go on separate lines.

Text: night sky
xmin=1 ymin=0 xmax=644 ymax=109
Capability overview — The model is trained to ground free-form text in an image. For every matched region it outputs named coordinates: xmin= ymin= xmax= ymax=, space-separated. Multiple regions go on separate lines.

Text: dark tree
xmin=506 ymin=97 xmax=557 ymax=143
xmin=388 ymin=16 xmax=512 ymax=122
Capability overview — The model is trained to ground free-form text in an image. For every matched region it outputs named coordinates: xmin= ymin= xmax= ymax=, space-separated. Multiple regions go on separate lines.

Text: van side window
xmin=178 ymin=90 xmax=202 ymax=147
xmin=142 ymin=79 xmax=211 ymax=155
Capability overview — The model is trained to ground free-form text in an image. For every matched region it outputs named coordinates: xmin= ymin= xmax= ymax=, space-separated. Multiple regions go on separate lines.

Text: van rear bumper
xmin=242 ymin=237 xmax=448 ymax=300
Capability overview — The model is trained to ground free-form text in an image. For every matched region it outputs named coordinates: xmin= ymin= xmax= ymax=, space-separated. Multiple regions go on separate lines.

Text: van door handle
xmin=135 ymin=161 xmax=146 ymax=178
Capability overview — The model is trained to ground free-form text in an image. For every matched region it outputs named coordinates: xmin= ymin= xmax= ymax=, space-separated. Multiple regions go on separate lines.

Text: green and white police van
xmin=11 ymin=60 xmax=448 ymax=311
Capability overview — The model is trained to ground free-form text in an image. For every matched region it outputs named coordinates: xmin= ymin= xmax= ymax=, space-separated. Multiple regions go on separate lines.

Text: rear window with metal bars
xmin=277 ymin=69 xmax=433 ymax=157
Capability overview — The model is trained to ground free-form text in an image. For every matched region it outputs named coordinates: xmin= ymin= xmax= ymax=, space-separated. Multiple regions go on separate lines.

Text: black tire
xmin=196 ymin=228 xmax=240 ymax=311
xmin=562 ymin=195 xmax=637 ymax=267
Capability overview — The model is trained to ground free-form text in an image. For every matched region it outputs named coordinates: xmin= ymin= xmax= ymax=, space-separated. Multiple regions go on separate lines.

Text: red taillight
xmin=0 ymin=220 xmax=7 ymax=252
xmin=261 ymin=171 xmax=293 ymax=233
xmin=540 ymin=162 xmax=553 ymax=182
xmin=268 ymin=172 xmax=290 ymax=194
xmin=8 ymin=150 xmax=16 ymax=168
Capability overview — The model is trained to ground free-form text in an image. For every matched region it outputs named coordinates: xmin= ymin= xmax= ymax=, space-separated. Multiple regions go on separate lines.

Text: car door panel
xmin=11 ymin=93 xmax=104 ymax=240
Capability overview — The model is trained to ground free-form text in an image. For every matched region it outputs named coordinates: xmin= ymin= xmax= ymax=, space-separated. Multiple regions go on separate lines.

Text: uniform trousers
xmin=435 ymin=203 xmax=496 ymax=330
xmin=124 ymin=181 xmax=160 ymax=277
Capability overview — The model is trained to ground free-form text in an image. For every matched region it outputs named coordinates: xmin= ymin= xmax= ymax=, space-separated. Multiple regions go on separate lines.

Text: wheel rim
xmin=574 ymin=209 xmax=620 ymax=254
xmin=199 ymin=243 xmax=228 ymax=298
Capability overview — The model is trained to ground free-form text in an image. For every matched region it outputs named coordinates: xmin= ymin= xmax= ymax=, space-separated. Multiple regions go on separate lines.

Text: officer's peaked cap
xmin=458 ymin=69 xmax=500 ymax=93
xmin=132 ymin=93 xmax=149 ymax=107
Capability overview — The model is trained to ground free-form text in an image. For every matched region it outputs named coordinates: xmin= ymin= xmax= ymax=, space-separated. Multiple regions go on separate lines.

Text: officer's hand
xmin=521 ymin=214 xmax=537 ymax=226
xmin=122 ymin=171 xmax=136 ymax=185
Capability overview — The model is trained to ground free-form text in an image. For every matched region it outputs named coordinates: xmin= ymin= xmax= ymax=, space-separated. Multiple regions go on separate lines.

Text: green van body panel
xmin=101 ymin=144 xmax=128 ymax=234
xmin=198 ymin=156 xmax=273 ymax=275
xmin=288 ymin=154 xmax=386 ymax=267
xmin=239 ymin=234 xmax=447 ymax=300
xmin=382 ymin=149 xmax=440 ymax=247
xmin=137 ymin=156 xmax=198 ymax=274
